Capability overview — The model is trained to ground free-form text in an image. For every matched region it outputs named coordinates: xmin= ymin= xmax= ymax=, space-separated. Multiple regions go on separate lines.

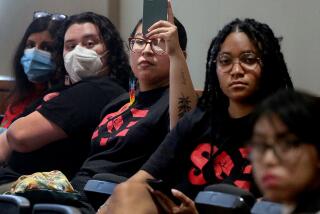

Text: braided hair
xmin=199 ymin=18 xmax=293 ymax=113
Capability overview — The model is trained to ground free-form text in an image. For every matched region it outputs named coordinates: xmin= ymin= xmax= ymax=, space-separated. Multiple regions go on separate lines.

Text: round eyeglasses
xmin=128 ymin=37 xmax=166 ymax=55
xmin=215 ymin=52 xmax=262 ymax=72
xmin=249 ymin=137 xmax=303 ymax=163
xmin=33 ymin=11 xmax=67 ymax=21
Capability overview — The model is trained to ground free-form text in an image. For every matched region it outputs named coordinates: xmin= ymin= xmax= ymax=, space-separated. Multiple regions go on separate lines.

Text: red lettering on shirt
xmin=188 ymin=143 xmax=211 ymax=185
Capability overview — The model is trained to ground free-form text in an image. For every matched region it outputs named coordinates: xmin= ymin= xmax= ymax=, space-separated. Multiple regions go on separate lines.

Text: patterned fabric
xmin=7 ymin=170 xmax=75 ymax=194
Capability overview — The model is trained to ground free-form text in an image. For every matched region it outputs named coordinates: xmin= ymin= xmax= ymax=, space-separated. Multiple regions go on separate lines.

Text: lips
xmin=229 ymin=81 xmax=247 ymax=87
xmin=261 ymin=173 xmax=280 ymax=188
xmin=138 ymin=60 xmax=154 ymax=68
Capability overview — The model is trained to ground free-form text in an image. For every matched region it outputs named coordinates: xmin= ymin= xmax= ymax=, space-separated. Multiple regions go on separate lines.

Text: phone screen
xmin=142 ymin=0 xmax=168 ymax=35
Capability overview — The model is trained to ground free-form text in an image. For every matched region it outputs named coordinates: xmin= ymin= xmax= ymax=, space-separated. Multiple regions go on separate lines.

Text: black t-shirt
xmin=142 ymin=107 xmax=256 ymax=199
xmin=71 ymin=87 xmax=169 ymax=191
xmin=0 ymin=76 xmax=126 ymax=184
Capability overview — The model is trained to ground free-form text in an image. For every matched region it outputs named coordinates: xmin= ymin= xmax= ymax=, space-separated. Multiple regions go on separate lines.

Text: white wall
xmin=1 ymin=0 xmax=320 ymax=94
xmin=118 ymin=0 xmax=320 ymax=94
xmin=0 ymin=0 xmax=109 ymax=78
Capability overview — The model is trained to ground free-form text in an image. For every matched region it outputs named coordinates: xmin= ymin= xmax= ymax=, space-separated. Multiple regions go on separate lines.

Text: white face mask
xmin=63 ymin=45 xmax=106 ymax=83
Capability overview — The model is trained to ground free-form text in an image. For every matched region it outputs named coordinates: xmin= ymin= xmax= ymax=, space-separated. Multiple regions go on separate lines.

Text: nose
xmin=141 ymin=43 xmax=154 ymax=55
xmin=261 ymin=149 xmax=279 ymax=166
xmin=230 ymin=60 xmax=244 ymax=77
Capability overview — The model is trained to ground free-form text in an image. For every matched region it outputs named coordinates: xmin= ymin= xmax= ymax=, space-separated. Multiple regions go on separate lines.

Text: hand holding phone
xmin=146 ymin=179 xmax=180 ymax=205
xmin=142 ymin=0 xmax=168 ymax=35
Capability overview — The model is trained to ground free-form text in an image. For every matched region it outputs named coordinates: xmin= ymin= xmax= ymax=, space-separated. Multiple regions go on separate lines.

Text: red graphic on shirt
xmin=91 ymin=103 xmax=149 ymax=147
xmin=213 ymin=151 xmax=234 ymax=180
xmin=188 ymin=142 xmax=252 ymax=191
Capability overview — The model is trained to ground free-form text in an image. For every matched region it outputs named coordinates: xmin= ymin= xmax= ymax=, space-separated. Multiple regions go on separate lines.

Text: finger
xmin=171 ymin=189 xmax=194 ymax=207
xmin=167 ymin=0 xmax=174 ymax=24
xmin=153 ymin=190 xmax=177 ymax=208
xmin=148 ymin=20 xmax=173 ymax=32
xmin=146 ymin=27 xmax=173 ymax=39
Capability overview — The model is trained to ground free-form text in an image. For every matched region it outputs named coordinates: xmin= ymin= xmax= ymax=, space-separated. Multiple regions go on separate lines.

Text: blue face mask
xmin=20 ymin=48 xmax=56 ymax=83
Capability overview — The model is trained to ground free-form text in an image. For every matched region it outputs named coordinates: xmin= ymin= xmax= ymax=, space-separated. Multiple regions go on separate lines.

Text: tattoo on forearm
xmin=178 ymin=94 xmax=191 ymax=118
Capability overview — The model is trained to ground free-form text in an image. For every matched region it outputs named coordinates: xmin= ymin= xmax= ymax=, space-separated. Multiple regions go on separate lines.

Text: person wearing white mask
xmin=63 ymin=45 xmax=108 ymax=83
xmin=0 ymin=12 xmax=131 ymax=192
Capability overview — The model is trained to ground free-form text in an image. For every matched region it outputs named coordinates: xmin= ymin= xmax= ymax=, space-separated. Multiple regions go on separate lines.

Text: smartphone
xmin=146 ymin=179 xmax=180 ymax=205
xmin=142 ymin=0 xmax=168 ymax=35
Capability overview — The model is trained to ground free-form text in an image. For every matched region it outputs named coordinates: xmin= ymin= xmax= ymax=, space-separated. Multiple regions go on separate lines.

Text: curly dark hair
xmin=199 ymin=18 xmax=293 ymax=112
xmin=53 ymin=12 xmax=131 ymax=90
xmin=8 ymin=16 xmax=63 ymax=112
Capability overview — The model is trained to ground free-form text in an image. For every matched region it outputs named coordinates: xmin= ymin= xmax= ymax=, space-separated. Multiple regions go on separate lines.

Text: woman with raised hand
xmin=70 ymin=1 xmax=197 ymax=213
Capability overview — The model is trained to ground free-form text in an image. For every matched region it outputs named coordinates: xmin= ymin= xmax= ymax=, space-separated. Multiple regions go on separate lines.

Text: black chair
xmin=195 ymin=184 xmax=256 ymax=214
xmin=32 ymin=203 xmax=81 ymax=214
xmin=0 ymin=194 xmax=31 ymax=214
xmin=84 ymin=173 xmax=127 ymax=210
xmin=251 ymin=200 xmax=283 ymax=214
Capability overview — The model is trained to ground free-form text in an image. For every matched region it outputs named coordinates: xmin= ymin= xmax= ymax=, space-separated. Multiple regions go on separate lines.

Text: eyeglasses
xmin=249 ymin=137 xmax=302 ymax=163
xmin=33 ymin=11 xmax=67 ymax=21
xmin=215 ymin=52 xmax=261 ymax=72
xmin=128 ymin=37 xmax=166 ymax=55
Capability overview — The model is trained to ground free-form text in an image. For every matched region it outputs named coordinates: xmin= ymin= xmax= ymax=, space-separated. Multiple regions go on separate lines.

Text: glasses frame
xmin=128 ymin=37 xmax=166 ymax=55
xmin=249 ymin=139 xmax=302 ymax=164
xmin=33 ymin=11 xmax=67 ymax=21
xmin=214 ymin=52 xmax=262 ymax=73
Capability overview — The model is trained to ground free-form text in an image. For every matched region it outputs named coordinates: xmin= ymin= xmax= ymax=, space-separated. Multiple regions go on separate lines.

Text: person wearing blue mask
xmin=1 ymin=13 xmax=65 ymax=129
xmin=20 ymin=47 xmax=56 ymax=83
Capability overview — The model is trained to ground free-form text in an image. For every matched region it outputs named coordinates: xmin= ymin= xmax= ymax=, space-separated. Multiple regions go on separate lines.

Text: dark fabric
xmin=0 ymin=76 xmax=126 ymax=184
xmin=293 ymin=189 xmax=320 ymax=213
xmin=142 ymin=107 xmax=257 ymax=200
xmin=71 ymin=86 xmax=170 ymax=197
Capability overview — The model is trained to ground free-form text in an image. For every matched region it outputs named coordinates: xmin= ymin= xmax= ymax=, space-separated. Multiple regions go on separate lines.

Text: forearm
xmin=169 ymin=50 xmax=197 ymax=129
xmin=127 ymin=170 xmax=154 ymax=183
xmin=0 ymin=131 xmax=12 ymax=163
xmin=6 ymin=111 xmax=67 ymax=153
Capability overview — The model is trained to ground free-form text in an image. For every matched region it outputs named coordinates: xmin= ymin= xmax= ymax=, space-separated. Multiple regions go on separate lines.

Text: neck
xmin=138 ymin=81 xmax=168 ymax=92
xmin=228 ymin=100 xmax=255 ymax=118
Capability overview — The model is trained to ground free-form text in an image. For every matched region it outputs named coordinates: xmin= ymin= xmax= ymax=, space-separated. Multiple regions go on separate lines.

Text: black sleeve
xmin=37 ymin=79 xmax=125 ymax=136
xmin=141 ymin=109 xmax=202 ymax=179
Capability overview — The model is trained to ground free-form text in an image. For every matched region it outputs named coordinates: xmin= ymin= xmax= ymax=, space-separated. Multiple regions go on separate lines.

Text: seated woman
xmin=1 ymin=12 xmax=65 ymax=129
xmin=70 ymin=2 xmax=197 ymax=213
xmin=0 ymin=12 xmax=131 ymax=191
xmin=102 ymin=17 xmax=293 ymax=214
xmin=250 ymin=89 xmax=320 ymax=213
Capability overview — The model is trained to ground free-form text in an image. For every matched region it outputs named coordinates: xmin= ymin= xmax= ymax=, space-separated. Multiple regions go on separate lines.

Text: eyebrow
xmin=134 ymin=33 xmax=144 ymax=37
xmin=64 ymin=33 xmax=101 ymax=44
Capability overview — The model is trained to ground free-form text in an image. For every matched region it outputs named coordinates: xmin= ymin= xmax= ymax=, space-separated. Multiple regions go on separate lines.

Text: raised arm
xmin=147 ymin=0 xmax=197 ymax=129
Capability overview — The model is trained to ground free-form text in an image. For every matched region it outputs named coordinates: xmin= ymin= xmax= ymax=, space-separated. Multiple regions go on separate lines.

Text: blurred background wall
xmin=1 ymin=0 xmax=320 ymax=94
